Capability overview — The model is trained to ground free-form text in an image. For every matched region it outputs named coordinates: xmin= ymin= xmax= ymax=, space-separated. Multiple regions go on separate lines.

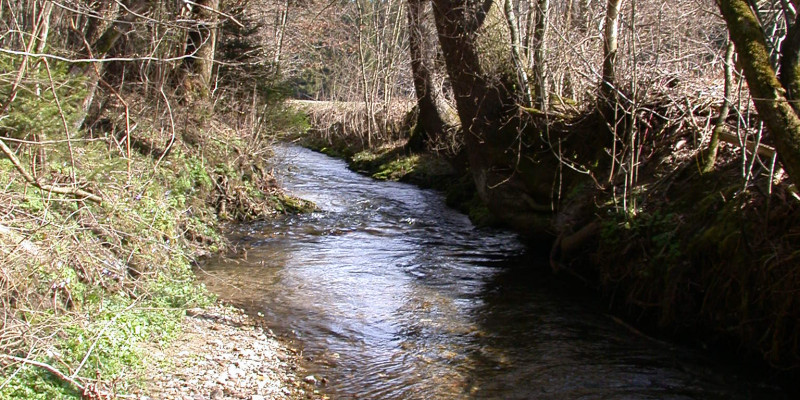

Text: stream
xmin=199 ymin=145 xmax=785 ymax=399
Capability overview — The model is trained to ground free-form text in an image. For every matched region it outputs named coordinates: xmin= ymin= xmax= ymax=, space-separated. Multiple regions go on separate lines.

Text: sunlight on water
xmin=199 ymin=145 xmax=786 ymax=399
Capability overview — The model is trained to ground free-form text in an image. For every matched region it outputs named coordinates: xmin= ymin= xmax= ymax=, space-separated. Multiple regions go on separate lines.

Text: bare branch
xmin=0 ymin=137 xmax=103 ymax=204
xmin=184 ymin=0 xmax=244 ymax=27
xmin=0 ymin=354 xmax=86 ymax=395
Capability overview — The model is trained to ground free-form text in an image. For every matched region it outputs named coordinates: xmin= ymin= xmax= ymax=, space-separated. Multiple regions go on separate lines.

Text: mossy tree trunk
xmin=406 ymin=0 xmax=455 ymax=152
xmin=430 ymin=0 xmax=509 ymax=201
xmin=780 ymin=8 xmax=800 ymax=113
xmin=718 ymin=0 xmax=800 ymax=184
xmin=430 ymin=0 xmax=547 ymax=223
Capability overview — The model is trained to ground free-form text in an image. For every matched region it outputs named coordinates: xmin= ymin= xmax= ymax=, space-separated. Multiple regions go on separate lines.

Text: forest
xmin=0 ymin=0 xmax=799 ymax=397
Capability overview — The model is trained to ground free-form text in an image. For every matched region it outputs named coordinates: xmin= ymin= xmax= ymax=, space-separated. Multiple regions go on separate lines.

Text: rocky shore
xmin=135 ymin=305 xmax=325 ymax=400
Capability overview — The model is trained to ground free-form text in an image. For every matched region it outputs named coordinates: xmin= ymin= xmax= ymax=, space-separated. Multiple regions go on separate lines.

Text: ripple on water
xmin=199 ymin=145 xmax=788 ymax=400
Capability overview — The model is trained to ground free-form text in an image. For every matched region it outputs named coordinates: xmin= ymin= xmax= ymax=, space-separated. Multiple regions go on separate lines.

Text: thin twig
xmin=183 ymin=0 xmax=244 ymax=27
xmin=43 ymin=59 xmax=77 ymax=184
xmin=154 ymin=86 xmax=176 ymax=170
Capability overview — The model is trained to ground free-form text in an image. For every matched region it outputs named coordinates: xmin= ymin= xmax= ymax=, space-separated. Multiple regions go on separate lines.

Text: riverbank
xmin=0 ymin=87 xmax=314 ymax=397
xmin=135 ymin=304 xmax=319 ymax=400
xmin=290 ymin=100 xmax=800 ymax=388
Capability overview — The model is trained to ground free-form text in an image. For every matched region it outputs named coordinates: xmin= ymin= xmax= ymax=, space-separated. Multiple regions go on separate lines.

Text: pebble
xmin=134 ymin=305 xmax=321 ymax=399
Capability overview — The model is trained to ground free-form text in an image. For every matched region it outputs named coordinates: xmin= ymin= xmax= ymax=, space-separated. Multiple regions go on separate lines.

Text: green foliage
xmin=174 ymin=155 xmax=213 ymax=195
xmin=0 ymin=266 xmax=209 ymax=399
xmin=601 ymin=210 xmax=683 ymax=267
xmin=0 ymin=367 xmax=81 ymax=400
xmin=0 ymin=56 xmax=86 ymax=140
xmin=266 ymin=102 xmax=311 ymax=136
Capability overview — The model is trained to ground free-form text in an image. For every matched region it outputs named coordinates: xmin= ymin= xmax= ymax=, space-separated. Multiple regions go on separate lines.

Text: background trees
xmin=717 ymin=0 xmax=800 ymax=184
xmin=4 ymin=0 xmax=800 ymax=383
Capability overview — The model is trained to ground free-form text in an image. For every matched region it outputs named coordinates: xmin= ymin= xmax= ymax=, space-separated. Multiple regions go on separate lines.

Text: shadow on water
xmin=464 ymin=260 xmax=785 ymax=399
xmin=198 ymin=145 xmax=788 ymax=399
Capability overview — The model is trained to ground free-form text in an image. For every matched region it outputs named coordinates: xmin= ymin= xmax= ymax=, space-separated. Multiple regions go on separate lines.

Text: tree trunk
xmin=718 ymin=0 xmax=800 ymax=184
xmin=274 ymin=0 xmax=289 ymax=73
xmin=406 ymin=0 xmax=454 ymax=151
xmin=601 ymin=0 xmax=623 ymax=104
xmin=701 ymin=39 xmax=734 ymax=173
xmin=431 ymin=0 xmax=515 ymax=200
xmin=355 ymin=0 xmax=374 ymax=148
xmin=503 ymin=0 xmax=533 ymax=107
xmin=532 ymin=0 xmax=549 ymax=109
xmin=70 ymin=0 xmax=147 ymax=132
xmin=184 ymin=0 xmax=220 ymax=97
xmin=524 ymin=1 xmax=535 ymax=64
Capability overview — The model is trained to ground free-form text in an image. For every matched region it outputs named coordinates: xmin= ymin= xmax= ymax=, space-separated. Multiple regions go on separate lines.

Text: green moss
xmin=372 ymin=155 xmax=419 ymax=180
xmin=270 ymin=192 xmax=315 ymax=214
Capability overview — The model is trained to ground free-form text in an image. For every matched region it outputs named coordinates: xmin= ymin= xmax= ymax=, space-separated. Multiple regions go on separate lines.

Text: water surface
xmin=199 ymin=145 xmax=784 ymax=399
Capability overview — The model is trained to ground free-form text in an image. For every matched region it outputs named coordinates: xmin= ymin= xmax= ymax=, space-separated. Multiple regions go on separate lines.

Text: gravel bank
xmin=135 ymin=305 xmax=326 ymax=400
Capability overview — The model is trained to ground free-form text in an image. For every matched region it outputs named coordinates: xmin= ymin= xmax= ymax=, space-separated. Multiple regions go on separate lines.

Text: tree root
xmin=549 ymin=220 xmax=600 ymax=284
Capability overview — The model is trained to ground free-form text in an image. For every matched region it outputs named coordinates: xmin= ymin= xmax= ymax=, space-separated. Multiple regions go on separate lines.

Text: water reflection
xmin=199 ymin=146 xmax=785 ymax=399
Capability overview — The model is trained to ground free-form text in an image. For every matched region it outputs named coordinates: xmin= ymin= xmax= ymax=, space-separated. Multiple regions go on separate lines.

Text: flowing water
xmin=199 ymin=145 xmax=785 ymax=399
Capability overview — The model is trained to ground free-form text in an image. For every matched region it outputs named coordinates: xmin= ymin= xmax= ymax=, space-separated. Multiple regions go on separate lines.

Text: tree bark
xmin=503 ymin=0 xmax=533 ymax=107
xmin=532 ymin=0 xmax=549 ymax=109
xmin=780 ymin=13 xmax=800 ymax=113
xmin=601 ymin=0 xmax=623 ymax=104
xmin=406 ymin=0 xmax=455 ymax=151
xmin=718 ymin=0 xmax=800 ymax=184
xmin=184 ymin=0 xmax=220 ymax=96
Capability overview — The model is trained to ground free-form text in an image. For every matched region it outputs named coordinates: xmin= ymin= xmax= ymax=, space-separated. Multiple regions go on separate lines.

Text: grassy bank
xmin=0 ymin=83 xmax=311 ymax=397
xmin=591 ymin=147 xmax=800 ymax=376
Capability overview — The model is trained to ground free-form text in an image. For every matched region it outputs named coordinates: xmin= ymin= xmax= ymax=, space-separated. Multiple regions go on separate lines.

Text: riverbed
xmin=199 ymin=145 xmax=785 ymax=399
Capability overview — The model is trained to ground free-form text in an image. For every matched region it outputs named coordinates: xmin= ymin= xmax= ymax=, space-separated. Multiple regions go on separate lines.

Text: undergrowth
xmin=0 ymin=60 xmax=310 ymax=397
xmin=594 ymin=132 xmax=800 ymax=373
